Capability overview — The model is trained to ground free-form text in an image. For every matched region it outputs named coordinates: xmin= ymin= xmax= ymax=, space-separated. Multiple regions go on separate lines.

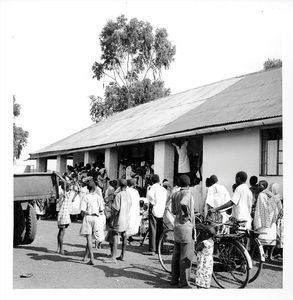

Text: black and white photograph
xmin=0 ymin=0 xmax=292 ymax=297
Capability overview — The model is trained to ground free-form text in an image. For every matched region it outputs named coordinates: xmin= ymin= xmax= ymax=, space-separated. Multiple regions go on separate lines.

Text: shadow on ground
xmin=96 ymin=263 xmax=172 ymax=288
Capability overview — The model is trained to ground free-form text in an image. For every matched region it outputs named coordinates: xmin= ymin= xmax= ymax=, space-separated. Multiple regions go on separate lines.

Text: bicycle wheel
xmin=158 ymin=229 xmax=174 ymax=273
xmin=212 ymin=239 xmax=250 ymax=288
xmin=248 ymin=237 xmax=265 ymax=283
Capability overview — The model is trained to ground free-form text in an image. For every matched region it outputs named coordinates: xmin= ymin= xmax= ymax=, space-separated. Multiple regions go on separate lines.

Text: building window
xmin=261 ymin=127 xmax=282 ymax=176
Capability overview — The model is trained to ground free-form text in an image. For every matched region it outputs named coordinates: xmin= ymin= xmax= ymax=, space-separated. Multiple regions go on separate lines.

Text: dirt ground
xmin=13 ymin=220 xmax=283 ymax=289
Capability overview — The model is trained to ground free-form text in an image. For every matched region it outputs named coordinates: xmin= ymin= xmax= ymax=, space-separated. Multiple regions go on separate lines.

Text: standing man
xmin=211 ymin=171 xmax=253 ymax=229
xmin=205 ymin=175 xmax=231 ymax=224
xmin=170 ymin=175 xmax=195 ymax=288
xmin=106 ymin=179 xmax=132 ymax=263
xmin=189 ymin=177 xmax=205 ymax=215
xmin=126 ymin=179 xmax=141 ymax=241
xmin=144 ymin=174 xmax=167 ymax=255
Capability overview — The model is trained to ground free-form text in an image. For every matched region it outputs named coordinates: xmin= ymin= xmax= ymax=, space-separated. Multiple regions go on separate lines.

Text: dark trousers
xmin=148 ymin=208 xmax=163 ymax=253
xmin=171 ymin=241 xmax=194 ymax=286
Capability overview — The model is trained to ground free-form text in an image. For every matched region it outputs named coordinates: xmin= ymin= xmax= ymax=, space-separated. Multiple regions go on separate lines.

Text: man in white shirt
xmin=206 ymin=175 xmax=231 ymax=223
xmin=211 ymin=171 xmax=253 ymax=229
xmin=143 ymin=174 xmax=167 ymax=255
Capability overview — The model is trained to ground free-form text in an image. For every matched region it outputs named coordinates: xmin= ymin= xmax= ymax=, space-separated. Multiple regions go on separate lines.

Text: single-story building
xmin=30 ymin=67 xmax=282 ymax=196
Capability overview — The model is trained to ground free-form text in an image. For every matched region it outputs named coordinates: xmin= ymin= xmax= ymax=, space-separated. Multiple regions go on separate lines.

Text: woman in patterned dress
xmin=195 ymin=226 xmax=216 ymax=288
xmin=253 ymin=180 xmax=282 ymax=259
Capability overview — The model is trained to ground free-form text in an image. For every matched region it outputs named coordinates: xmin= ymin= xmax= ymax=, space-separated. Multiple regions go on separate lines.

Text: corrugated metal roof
xmin=30 ymin=67 xmax=282 ymax=157
xmin=155 ymin=68 xmax=282 ymax=136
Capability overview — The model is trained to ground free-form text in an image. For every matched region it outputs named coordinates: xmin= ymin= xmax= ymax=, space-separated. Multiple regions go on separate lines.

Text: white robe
xmin=126 ymin=187 xmax=141 ymax=236
xmin=174 ymin=141 xmax=190 ymax=173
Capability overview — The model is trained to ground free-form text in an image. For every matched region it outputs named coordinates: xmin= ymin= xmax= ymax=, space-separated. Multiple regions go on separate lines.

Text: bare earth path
xmin=13 ymin=220 xmax=282 ymax=289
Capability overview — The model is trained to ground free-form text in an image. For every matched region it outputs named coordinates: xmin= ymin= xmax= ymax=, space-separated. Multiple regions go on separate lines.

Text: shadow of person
xmin=95 ymin=263 xmax=171 ymax=288
xmin=26 ymin=252 xmax=85 ymax=265
xmin=15 ymin=245 xmax=49 ymax=253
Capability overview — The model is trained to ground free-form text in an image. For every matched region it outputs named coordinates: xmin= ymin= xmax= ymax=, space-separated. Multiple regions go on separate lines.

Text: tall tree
xmin=90 ymin=15 xmax=175 ymax=122
xmin=263 ymin=58 xmax=282 ymax=70
xmin=13 ymin=95 xmax=29 ymax=160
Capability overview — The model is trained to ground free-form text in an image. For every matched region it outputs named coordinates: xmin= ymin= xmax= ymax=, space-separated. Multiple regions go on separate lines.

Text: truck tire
xmin=22 ymin=203 xmax=37 ymax=245
xmin=14 ymin=202 xmax=26 ymax=246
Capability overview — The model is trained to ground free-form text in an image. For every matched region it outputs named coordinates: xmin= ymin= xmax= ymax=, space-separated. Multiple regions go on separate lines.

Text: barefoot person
xmin=80 ymin=180 xmax=103 ymax=265
xmin=56 ymin=180 xmax=73 ymax=255
xmin=170 ymin=175 xmax=195 ymax=288
xmin=105 ymin=179 xmax=132 ymax=263
xmin=126 ymin=178 xmax=141 ymax=243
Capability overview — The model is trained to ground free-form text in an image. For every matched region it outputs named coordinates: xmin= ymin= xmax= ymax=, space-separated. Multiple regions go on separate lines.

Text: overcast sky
xmin=1 ymin=0 xmax=291 ymax=163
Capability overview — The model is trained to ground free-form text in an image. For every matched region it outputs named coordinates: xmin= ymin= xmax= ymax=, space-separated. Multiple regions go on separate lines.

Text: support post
xmin=36 ymin=157 xmax=47 ymax=172
xmin=154 ymin=141 xmax=174 ymax=185
xmin=104 ymin=147 xmax=118 ymax=180
xmin=56 ymin=155 xmax=67 ymax=174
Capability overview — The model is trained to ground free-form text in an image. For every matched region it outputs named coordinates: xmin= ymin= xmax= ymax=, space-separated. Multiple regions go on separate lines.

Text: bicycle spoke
xmin=212 ymin=240 xmax=250 ymax=288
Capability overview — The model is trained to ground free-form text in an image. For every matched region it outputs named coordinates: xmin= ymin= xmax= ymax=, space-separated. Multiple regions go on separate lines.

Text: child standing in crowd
xmin=95 ymin=191 xmax=106 ymax=249
xmin=195 ymin=225 xmax=216 ymax=289
xmin=80 ymin=181 xmax=102 ymax=265
xmin=56 ymin=181 xmax=72 ymax=255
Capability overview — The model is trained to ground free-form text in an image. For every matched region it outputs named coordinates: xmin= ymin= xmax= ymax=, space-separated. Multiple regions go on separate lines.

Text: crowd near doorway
xmin=117 ymin=143 xmax=154 ymax=197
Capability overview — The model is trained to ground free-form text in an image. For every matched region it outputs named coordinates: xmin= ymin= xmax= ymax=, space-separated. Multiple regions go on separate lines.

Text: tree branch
xmin=102 ymin=70 xmax=122 ymax=88
xmin=114 ymin=66 xmax=128 ymax=89
xmin=127 ymin=50 xmax=130 ymax=76
xmin=143 ymin=50 xmax=154 ymax=81
xmin=118 ymin=62 xmax=127 ymax=85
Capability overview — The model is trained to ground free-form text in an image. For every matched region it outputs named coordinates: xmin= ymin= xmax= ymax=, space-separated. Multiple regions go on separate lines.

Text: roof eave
xmin=29 ymin=116 xmax=282 ymax=159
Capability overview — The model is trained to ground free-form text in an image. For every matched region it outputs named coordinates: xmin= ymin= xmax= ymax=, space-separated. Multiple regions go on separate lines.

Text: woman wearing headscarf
xmin=253 ymin=181 xmax=282 ymax=259
xmin=270 ymin=183 xmax=283 ymax=258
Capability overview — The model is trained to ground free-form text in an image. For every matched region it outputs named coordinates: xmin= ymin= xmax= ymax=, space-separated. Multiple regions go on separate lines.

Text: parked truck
xmin=14 ymin=172 xmax=59 ymax=246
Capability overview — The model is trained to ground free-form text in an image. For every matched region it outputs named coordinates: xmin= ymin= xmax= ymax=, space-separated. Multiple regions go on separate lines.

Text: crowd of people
xmin=50 ymin=162 xmax=283 ymax=289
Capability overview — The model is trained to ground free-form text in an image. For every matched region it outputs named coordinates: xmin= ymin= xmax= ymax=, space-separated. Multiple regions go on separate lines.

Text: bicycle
xmin=157 ymin=212 xmax=209 ymax=272
xmin=210 ymin=224 xmax=251 ymax=289
xmin=157 ymin=214 xmax=252 ymax=288
xmin=157 ymin=212 xmax=204 ymax=270
xmin=139 ymin=221 xmax=170 ymax=247
xmin=223 ymin=217 xmax=265 ymax=283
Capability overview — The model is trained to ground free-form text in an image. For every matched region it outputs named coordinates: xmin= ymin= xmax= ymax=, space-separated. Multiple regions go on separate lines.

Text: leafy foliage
xmin=90 ymin=15 xmax=175 ymax=122
xmin=13 ymin=95 xmax=20 ymax=117
xmin=14 ymin=124 xmax=29 ymax=159
xmin=263 ymin=58 xmax=282 ymax=70
xmin=13 ymin=96 xmax=29 ymax=160
xmin=89 ymin=79 xmax=170 ymax=122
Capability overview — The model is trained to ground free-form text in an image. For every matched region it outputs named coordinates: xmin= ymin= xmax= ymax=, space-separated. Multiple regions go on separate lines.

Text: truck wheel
xmin=22 ymin=204 xmax=37 ymax=245
xmin=14 ymin=203 xmax=26 ymax=246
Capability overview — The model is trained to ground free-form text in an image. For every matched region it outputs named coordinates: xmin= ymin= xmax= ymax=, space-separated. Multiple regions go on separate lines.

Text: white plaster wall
xmin=202 ymin=128 xmax=283 ymax=197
